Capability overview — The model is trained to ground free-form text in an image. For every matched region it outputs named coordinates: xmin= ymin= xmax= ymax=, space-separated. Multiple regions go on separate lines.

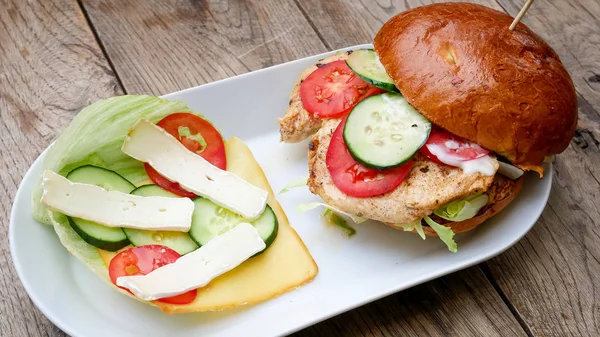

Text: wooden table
xmin=1 ymin=0 xmax=598 ymax=336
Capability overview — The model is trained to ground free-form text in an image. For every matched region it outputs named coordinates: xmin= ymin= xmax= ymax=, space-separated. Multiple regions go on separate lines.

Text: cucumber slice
xmin=65 ymin=165 xmax=133 ymax=251
xmin=343 ymin=93 xmax=431 ymax=169
xmin=66 ymin=165 xmax=136 ymax=192
xmin=189 ymin=197 xmax=278 ymax=250
xmin=346 ymin=49 xmax=399 ymax=92
xmin=124 ymin=185 xmax=199 ymax=255
xmin=67 ymin=217 xmax=130 ymax=252
xmin=130 ymin=184 xmax=174 ymax=196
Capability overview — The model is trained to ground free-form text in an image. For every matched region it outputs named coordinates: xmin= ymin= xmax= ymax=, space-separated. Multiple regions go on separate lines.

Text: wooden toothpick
xmin=509 ymin=0 xmax=535 ymax=30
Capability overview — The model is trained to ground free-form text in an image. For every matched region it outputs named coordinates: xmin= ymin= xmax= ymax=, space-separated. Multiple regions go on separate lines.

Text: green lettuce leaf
xmin=57 ymin=153 xmax=107 ymax=176
xmin=278 ymin=176 xmax=308 ymax=195
xmin=47 ymin=210 xmax=110 ymax=279
xmin=394 ymin=221 xmax=426 ymax=240
xmin=323 ymin=209 xmax=357 ymax=237
xmin=424 ymin=216 xmax=457 ymax=253
xmin=297 ymin=202 xmax=367 ymax=224
xmin=434 ymin=193 xmax=489 ymax=222
xmin=178 ymin=126 xmax=207 ymax=149
xmin=32 ymin=95 xmax=193 ymax=225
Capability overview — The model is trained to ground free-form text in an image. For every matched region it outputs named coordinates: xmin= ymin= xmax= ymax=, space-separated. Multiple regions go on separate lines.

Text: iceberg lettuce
xmin=297 ymin=202 xmax=367 ymax=224
xmin=278 ymin=176 xmax=308 ymax=195
xmin=424 ymin=216 xmax=457 ymax=253
xmin=394 ymin=221 xmax=426 ymax=240
xmin=322 ymin=209 xmax=357 ymax=237
xmin=32 ymin=95 xmax=193 ymax=225
xmin=434 ymin=193 xmax=489 ymax=222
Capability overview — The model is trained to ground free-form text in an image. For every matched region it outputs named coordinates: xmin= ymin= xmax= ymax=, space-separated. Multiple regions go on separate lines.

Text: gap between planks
xmin=287 ymin=0 xmax=541 ymax=334
xmin=68 ymin=1 xmax=541 ymax=334
xmin=292 ymin=0 xmax=332 ymax=50
xmin=480 ymin=264 xmax=535 ymax=337
xmin=488 ymin=2 xmax=541 ymax=334
xmin=75 ymin=0 xmax=127 ymax=94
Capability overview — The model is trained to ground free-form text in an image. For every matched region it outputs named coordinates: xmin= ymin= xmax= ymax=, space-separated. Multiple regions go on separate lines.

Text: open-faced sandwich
xmin=31 ymin=95 xmax=317 ymax=313
xmin=278 ymin=2 xmax=577 ymax=251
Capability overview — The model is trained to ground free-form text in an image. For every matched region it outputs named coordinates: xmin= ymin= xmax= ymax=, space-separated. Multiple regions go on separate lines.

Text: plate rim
xmin=9 ymin=43 xmax=553 ymax=337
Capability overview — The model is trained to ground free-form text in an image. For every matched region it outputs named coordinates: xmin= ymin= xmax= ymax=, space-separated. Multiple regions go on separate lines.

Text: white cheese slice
xmin=116 ymin=222 xmax=266 ymax=300
xmin=121 ymin=119 xmax=268 ymax=220
xmin=40 ymin=170 xmax=194 ymax=231
xmin=498 ymin=161 xmax=525 ymax=180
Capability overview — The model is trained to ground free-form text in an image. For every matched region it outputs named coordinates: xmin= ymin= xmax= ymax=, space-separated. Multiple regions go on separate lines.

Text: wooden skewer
xmin=509 ymin=0 xmax=535 ymax=30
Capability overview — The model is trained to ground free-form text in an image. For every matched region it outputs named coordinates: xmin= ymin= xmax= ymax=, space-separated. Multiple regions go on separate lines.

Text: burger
xmin=277 ymin=2 xmax=577 ymax=251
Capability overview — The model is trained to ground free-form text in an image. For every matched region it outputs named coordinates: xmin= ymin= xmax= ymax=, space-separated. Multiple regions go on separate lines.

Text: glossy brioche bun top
xmin=373 ymin=2 xmax=577 ymax=175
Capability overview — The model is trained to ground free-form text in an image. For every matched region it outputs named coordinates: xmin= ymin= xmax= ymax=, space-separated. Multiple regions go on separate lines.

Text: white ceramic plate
xmin=10 ymin=44 xmax=552 ymax=337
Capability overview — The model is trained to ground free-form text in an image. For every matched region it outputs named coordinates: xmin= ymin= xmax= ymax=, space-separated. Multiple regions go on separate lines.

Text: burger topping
xmin=345 ymin=49 xmax=399 ymax=93
xmin=342 ymin=93 xmax=431 ymax=170
xmin=433 ymin=193 xmax=489 ymax=222
xmin=497 ymin=162 xmax=525 ymax=180
xmin=300 ymin=60 xmax=383 ymax=118
xmin=424 ymin=216 xmax=457 ymax=253
xmin=297 ymin=202 xmax=367 ymax=224
xmin=322 ymin=209 xmax=357 ymax=237
xmin=393 ymin=221 xmax=426 ymax=239
xmin=326 ymin=117 xmax=413 ymax=197
xmin=419 ymin=128 xmax=496 ymax=176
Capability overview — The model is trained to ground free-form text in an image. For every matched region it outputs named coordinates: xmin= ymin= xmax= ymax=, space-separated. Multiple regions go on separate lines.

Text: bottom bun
xmin=385 ymin=174 xmax=525 ymax=236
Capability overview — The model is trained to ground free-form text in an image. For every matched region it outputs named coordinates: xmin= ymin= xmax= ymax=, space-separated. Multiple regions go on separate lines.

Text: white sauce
xmin=427 ymin=144 xmax=496 ymax=176
xmin=444 ymin=140 xmax=460 ymax=149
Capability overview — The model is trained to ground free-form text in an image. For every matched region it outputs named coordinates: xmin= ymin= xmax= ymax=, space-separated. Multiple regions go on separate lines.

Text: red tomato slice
xmin=144 ymin=164 xmax=196 ymax=198
xmin=419 ymin=128 xmax=489 ymax=165
xmin=326 ymin=118 xmax=412 ymax=197
xmin=109 ymin=245 xmax=197 ymax=305
xmin=144 ymin=113 xmax=227 ymax=197
xmin=300 ymin=61 xmax=384 ymax=118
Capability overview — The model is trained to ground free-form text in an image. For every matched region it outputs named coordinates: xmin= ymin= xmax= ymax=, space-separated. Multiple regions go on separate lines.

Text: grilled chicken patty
xmin=307 ymin=119 xmax=499 ymax=224
xmin=278 ymin=52 xmax=351 ymax=143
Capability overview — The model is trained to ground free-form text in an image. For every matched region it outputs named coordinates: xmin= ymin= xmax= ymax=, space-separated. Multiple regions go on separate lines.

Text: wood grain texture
xmin=495 ymin=0 xmax=600 ymax=111
xmin=79 ymin=0 xmax=328 ymax=95
xmin=291 ymin=0 xmax=531 ymax=335
xmin=483 ymin=1 xmax=600 ymax=336
xmin=78 ymin=1 xmax=523 ymax=336
xmin=293 ymin=0 xmax=505 ymax=50
xmin=298 ymin=0 xmax=600 ymax=336
xmin=0 ymin=0 xmax=121 ymax=336
xmin=81 ymin=0 xmax=528 ymax=336
xmin=3 ymin=0 xmax=598 ymax=336
xmin=294 ymin=267 xmax=526 ymax=337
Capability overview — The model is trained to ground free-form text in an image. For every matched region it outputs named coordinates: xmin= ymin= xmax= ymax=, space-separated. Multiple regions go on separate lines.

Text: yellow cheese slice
xmin=98 ymin=137 xmax=318 ymax=313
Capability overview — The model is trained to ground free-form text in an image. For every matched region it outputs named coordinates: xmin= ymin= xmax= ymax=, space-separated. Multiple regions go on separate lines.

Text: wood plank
xmin=292 ymin=0 xmax=531 ymax=335
xmin=293 ymin=0 xmax=506 ymax=50
xmin=80 ymin=0 xmax=328 ymax=95
xmin=80 ymin=0 xmax=528 ymax=335
xmin=297 ymin=0 xmax=600 ymax=336
xmin=495 ymin=0 xmax=600 ymax=110
xmin=294 ymin=267 xmax=527 ymax=337
xmin=483 ymin=0 xmax=600 ymax=336
xmin=0 ymin=0 xmax=121 ymax=336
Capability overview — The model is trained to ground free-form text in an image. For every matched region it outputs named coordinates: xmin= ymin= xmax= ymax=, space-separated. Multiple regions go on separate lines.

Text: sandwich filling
xmin=280 ymin=48 xmax=526 ymax=252
xmin=307 ymin=118 xmax=498 ymax=225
